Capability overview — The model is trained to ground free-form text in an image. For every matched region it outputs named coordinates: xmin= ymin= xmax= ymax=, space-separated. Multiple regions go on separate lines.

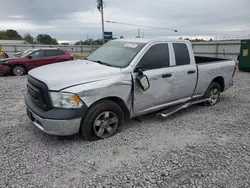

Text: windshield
xmin=21 ymin=49 xmax=35 ymax=57
xmin=86 ymin=40 xmax=146 ymax=68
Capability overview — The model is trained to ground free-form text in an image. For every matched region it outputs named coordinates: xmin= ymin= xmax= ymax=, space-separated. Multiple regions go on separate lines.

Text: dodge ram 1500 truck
xmin=25 ymin=38 xmax=236 ymax=140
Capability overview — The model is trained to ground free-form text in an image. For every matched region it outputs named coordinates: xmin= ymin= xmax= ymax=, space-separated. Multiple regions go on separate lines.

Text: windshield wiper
xmin=91 ymin=60 xmax=112 ymax=67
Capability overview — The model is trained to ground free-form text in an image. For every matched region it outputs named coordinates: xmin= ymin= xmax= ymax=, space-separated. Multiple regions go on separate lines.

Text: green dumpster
xmin=239 ymin=39 xmax=250 ymax=71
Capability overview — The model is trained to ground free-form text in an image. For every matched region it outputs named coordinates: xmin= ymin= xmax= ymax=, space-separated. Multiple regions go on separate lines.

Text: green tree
xmin=5 ymin=29 xmax=22 ymax=40
xmin=0 ymin=29 xmax=22 ymax=40
xmin=0 ymin=31 xmax=8 ymax=39
xmin=36 ymin=34 xmax=58 ymax=44
xmin=61 ymin=42 xmax=69 ymax=45
xmin=23 ymin=33 xmax=34 ymax=44
xmin=74 ymin=40 xmax=84 ymax=45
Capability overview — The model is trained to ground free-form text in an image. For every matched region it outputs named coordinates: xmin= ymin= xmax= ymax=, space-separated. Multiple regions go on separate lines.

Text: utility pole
xmin=97 ymin=0 xmax=105 ymax=44
xmin=138 ymin=29 xmax=140 ymax=38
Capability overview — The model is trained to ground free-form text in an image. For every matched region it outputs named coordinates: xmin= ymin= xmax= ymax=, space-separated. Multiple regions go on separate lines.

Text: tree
xmin=94 ymin=39 xmax=102 ymax=45
xmin=193 ymin=38 xmax=205 ymax=42
xmin=0 ymin=31 xmax=8 ymax=39
xmin=23 ymin=33 xmax=34 ymax=44
xmin=74 ymin=39 xmax=103 ymax=45
xmin=74 ymin=40 xmax=84 ymax=45
xmin=36 ymin=34 xmax=58 ymax=44
xmin=61 ymin=42 xmax=69 ymax=45
xmin=0 ymin=29 xmax=22 ymax=40
xmin=5 ymin=29 xmax=22 ymax=40
xmin=120 ymin=36 xmax=124 ymax=39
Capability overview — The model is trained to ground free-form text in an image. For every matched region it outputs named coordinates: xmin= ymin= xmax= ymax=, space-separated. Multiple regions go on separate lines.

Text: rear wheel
xmin=12 ymin=65 xmax=25 ymax=76
xmin=202 ymin=82 xmax=221 ymax=106
xmin=80 ymin=100 xmax=124 ymax=141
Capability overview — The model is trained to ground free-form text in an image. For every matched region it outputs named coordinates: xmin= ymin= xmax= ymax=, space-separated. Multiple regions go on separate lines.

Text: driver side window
xmin=30 ymin=50 xmax=42 ymax=58
xmin=136 ymin=43 xmax=170 ymax=70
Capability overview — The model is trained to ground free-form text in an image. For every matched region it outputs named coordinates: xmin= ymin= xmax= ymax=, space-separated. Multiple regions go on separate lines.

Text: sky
xmin=0 ymin=0 xmax=250 ymax=43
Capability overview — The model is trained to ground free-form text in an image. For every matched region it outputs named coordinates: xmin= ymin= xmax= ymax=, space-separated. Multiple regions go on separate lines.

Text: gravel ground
xmin=1 ymin=71 xmax=250 ymax=188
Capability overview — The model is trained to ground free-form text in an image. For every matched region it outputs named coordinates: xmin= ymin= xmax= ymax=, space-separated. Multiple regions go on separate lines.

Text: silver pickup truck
xmin=25 ymin=38 xmax=236 ymax=140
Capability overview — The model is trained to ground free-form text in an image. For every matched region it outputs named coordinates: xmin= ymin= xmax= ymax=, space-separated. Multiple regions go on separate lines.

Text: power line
xmin=105 ymin=20 xmax=178 ymax=32
xmin=179 ymin=14 xmax=250 ymax=29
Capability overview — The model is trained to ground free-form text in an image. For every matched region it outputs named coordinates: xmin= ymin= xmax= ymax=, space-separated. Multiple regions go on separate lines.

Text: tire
xmin=12 ymin=65 xmax=25 ymax=76
xmin=202 ymin=82 xmax=221 ymax=106
xmin=80 ymin=100 xmax=124 ymax=141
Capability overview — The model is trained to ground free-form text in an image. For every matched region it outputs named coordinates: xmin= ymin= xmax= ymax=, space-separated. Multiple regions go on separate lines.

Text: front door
xmin=133 ymin=43 xmax=174 ymax=115
xmin=26 ymin=50 xmax=44 ymax=70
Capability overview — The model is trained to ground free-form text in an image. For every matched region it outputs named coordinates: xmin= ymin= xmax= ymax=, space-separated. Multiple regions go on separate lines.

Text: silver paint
xmin=27 ymin=107 xmax=81 ymax=136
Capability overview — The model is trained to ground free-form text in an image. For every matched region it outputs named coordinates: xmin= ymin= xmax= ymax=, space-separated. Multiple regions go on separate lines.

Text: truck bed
xmin=195 ymin=56 xmax=227 ymax=64
xmin=193 ymin=59 xmax=235 ymax=98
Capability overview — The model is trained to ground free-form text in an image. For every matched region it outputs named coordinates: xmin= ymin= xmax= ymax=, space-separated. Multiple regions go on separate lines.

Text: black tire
xmin=12 ymin=65 xmax=25 ymax=76
xmin=80 ymin=100 xmax=124 ymax=141
xmin=202 ymin=82 xmax=221 ymax=106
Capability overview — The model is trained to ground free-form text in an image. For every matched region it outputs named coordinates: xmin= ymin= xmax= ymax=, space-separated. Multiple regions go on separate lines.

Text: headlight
xmin=50 ymin=92 xmax=83 ymax=108
xmin=0 ymin=61 xmax=8 ymax=65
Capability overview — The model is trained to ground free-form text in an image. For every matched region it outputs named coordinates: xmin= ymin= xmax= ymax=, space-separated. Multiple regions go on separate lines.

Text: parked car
xmin=0 ymin=48 xmax=73 ymax=76
xmin=13 ymin=49 xmax=35 ymax=57
xmin=25 ymin=38 xmax=236 ymax=140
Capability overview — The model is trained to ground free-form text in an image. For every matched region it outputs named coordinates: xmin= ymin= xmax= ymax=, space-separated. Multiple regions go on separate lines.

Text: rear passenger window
xmin=173 ymin=43 xmax=190 ymax=66
xmin=137 ymin=43 xmax=170 ymax=70
xmin=56 ymin=50 xmax=65 ymax=55
xmin=44 ymin=50 xmax=58 ymax=57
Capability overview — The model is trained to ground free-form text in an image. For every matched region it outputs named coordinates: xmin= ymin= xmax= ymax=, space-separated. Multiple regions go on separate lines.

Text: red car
xmin=0 ymin=48 xmax=73 ymax=76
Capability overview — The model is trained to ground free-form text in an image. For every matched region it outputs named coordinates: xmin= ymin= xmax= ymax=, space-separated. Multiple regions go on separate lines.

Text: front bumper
xmin=25 ymin=94 xmax=87 ymax=136
xmin=0 ymin=65 xmax=10 ymax=75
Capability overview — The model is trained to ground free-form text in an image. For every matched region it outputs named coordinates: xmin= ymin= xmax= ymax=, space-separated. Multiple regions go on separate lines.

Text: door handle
xmin=162 ymin=73 xmax=172 ymax=78
xmin=187 ymin=70 xmax=196 ymax=74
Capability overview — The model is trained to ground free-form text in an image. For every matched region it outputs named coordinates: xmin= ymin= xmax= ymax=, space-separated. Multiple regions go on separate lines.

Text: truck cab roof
xmin=114 ymin=37 xmax=190 ymax=44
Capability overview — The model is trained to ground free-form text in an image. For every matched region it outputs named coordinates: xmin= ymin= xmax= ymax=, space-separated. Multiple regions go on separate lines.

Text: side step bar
xmin=157 ymin=99 xmax=208 ymax=118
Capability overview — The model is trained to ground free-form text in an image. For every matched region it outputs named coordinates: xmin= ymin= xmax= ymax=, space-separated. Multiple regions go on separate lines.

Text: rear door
xmin=133 ymin=43 xmax=175 ymax=114
xmin=26 ymin=50 xmax=44 ymax=70
xmin=171 ymin=42 xmax=197 ymax=101
xmin=43 ymin=49 xmax=60 ymax=65
xmin=56 ymin=50 xmax=70 ymax=62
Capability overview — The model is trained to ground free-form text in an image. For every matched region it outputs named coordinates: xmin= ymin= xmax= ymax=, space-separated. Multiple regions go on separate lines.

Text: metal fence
xmin=1 ymin=44 xmax=100 ymax=57
xmin=192 ymin=40 xmax=241 ymax=62
xmin=1 ymin=40 xmax=242 ymax=62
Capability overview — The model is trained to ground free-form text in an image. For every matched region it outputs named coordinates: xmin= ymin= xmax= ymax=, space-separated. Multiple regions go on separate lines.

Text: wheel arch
xmin=211 ymin=76 xmax=225 ymax=92
xmin=86 ymin=96 xmax=130 ymax=120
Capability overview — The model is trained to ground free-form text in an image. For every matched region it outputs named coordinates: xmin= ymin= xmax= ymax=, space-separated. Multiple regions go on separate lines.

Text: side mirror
xmin=28 ymin=55 xmax=32 ymax=59
xmin=136 ymin=69 xmax=150 ymax=91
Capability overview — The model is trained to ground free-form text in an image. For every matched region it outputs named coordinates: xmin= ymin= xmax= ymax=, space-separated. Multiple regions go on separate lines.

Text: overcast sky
xmin=1 ymin=0 xmax=250 ymax=42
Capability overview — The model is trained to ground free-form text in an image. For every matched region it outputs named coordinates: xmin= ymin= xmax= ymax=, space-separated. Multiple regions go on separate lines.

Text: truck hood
xmin=28 ymin=60 xmax=122 ymax=91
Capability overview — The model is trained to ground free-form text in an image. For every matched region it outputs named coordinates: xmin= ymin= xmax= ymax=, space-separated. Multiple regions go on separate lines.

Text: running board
xmin=157 ymin=99 xmax=207 ymax=118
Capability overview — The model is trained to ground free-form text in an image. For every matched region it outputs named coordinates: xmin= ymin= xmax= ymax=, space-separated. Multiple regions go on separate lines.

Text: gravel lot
xmin=1 ymin=71 xmax=250 ymax=188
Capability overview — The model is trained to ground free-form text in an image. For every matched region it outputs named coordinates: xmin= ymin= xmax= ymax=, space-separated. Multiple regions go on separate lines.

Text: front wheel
xmin=12 ymin=65 xmax=25 ymax=76
xmin=80 ymin=100 xmax=124 ymax=141
xmin=202 ymin=82 xmax=221 ymax=106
